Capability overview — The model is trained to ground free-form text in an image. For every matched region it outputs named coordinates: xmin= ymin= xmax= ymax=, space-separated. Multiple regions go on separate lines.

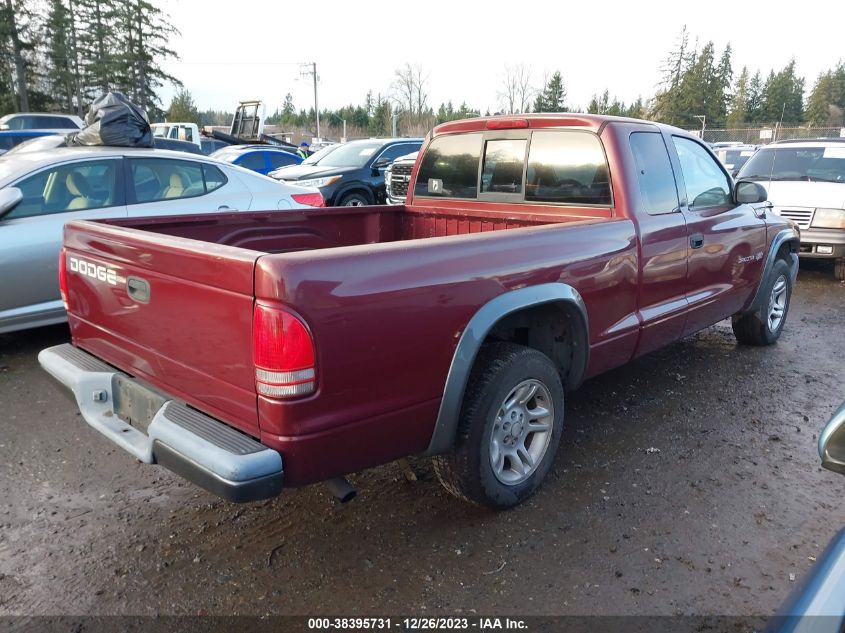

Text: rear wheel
xmin=835 ymin=257 xmax=845 ymax=282
xmin=433 ymin=343 xmax=564 ymax=509
xmin=338 ymin=192 xmax=369 ymax=207
xmin=732 ymin=258 xmax=792 ymax=346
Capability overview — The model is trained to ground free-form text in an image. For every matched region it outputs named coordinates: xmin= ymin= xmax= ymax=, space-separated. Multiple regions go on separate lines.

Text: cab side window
xmin=6 ymin=159 xmax=120 ymax=219
xmin=672 ymin=136 xmax=731 ymax=209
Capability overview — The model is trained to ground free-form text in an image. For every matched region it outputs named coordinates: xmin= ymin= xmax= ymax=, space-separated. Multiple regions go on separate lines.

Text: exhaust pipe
xmin=325 ymin=477 xmax=356 ymax=503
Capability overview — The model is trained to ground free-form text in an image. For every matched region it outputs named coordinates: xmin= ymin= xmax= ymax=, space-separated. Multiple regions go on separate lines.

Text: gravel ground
xmin=0 ymin=260 xmax=843 ymax=618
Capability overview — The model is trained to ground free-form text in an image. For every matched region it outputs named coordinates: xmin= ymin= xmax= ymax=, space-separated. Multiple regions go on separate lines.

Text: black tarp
xmin=70 ymin=92 xmax=153 ymax=148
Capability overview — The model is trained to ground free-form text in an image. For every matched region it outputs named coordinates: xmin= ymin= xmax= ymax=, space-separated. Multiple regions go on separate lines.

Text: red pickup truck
xmin=40 ymin=115 xmax=799 ymax=509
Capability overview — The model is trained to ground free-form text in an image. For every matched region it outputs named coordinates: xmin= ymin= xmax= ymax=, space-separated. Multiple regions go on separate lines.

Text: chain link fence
xmin=700 ymin=126 xmax=845 ymax=145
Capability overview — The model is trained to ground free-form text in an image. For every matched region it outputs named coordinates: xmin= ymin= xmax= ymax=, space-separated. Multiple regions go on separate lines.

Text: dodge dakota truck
xmin=39 ymin=114 xmax=799 ymax=509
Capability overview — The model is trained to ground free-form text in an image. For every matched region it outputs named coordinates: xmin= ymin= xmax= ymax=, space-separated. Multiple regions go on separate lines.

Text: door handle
xmin=218 ymin=205 xmax=235 ymax=211
xmin=690 ymin=233 xmax=704 ymax=249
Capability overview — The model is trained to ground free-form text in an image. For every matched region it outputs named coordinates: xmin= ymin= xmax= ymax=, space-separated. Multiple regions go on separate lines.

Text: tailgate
xmin=63 ymin=219 xmax=262 ymax=437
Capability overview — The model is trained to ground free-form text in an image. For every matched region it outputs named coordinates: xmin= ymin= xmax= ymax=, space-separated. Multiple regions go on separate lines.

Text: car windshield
xmin=313 ymin=141 xmax=383 ymax=168
xmin=738 ymin=146 xmax=845 ymax=183
xmin=303 ymin=144 xmax=340 ymax=165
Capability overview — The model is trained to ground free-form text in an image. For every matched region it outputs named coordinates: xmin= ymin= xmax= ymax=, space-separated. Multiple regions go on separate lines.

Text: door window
xmin=525 ymin=130 xmax=611 ymax=205
xmin=5 ymin=159 xmax=120 ymax=219
xmin=672 ymin=136 xmax=731 ymax=209
xmin=203 ymin=164 xmax=227 ymax=192
xmin=268 ymin=152 xmax=299 ymax=170
xmin=128 ymin=158 xmax=225 ymax=203
xmin=630 ymin=132 xmax=679 ymax=215
xmin=375 ymin=143 xmax=421 ymax=164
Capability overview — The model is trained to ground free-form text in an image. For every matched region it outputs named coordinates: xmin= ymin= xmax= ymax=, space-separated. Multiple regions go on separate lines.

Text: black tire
xmin=432 ymin=343 xmax=564 ymax=509
xmin=732 ymin=258 xmax=793 ymax=346
xmin=835 ymin=258 xmax=845 ymax=282
xmin=338 ymin=191 xmax=370 ymax=207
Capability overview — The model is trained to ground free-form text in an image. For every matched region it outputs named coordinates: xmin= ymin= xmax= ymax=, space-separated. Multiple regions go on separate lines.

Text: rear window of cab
xmin=414 ymin=129 xmax=611 ymax=206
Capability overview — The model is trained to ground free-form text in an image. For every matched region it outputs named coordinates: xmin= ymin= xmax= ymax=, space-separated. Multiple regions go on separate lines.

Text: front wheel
xmin=433 ymin=343 xmax=564 ymax=509
xmin=732 ymin=258 xmax=793 ymax=346
xmin=338 ymin=192 xmax=370 ymax=207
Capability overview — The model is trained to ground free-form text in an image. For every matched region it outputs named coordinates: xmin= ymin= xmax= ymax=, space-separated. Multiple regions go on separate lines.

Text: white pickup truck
xmin=151 ymin=122 xmax=201 ymax=149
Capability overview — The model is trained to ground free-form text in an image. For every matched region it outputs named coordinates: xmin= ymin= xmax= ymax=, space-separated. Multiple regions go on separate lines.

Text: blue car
xmin=0 ymin=130 xmax=59 ymax=155
xmin=210 ymin=145 xmax=302 ymax=175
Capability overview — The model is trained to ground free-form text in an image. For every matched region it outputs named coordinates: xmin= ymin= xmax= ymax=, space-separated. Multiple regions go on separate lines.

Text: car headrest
xmin=66 ymin=172 xmax=91 ymax=198
xmin=169 ymin=172 xmax=187 ymax=189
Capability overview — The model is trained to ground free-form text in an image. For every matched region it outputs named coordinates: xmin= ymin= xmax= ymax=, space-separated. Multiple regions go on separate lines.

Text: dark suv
xmin=268 ymin=137 xmax=423 ymax=206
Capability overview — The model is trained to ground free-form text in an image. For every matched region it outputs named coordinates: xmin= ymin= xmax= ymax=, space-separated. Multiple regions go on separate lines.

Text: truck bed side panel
xmin=254 ymin=219 xmax=639 ymax=485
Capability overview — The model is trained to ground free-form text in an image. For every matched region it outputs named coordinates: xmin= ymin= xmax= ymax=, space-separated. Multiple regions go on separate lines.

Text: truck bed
xmin=63 ymin=202 xmax=626 ymax=485
xmin=100 ymin=203 xmax=610 ymax=253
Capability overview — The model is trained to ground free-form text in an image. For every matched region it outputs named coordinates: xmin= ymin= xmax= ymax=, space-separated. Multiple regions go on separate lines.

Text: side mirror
xmin=736 ymin=180 xmax=768 ymax=204
xmin=372 ymin=158 xmax=391 ymax=170
xmin=0 ymin=187 xmax=23 ymax=219
xmin=820 ymin=403 xmax=845 ymax=475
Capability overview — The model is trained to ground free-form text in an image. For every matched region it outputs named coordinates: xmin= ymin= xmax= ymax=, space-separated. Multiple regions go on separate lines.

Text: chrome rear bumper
xmin=38 ymin=344 xmax=283 ymax=502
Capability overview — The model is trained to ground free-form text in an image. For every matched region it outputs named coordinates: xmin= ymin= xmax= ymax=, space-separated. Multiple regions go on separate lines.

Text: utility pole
xmin=300 ymin=62 xmax=320 ymax=140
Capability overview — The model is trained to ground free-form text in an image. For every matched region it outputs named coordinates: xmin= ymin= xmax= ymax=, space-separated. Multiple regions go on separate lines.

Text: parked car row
xmin=269 ymin=137 xmax=423 ymax=206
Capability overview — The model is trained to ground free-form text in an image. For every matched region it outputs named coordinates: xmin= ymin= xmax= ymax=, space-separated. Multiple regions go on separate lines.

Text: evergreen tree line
xmin=211 ymin=34 xmax=843 ymax=141
xmin=651 ymin=26 xmax=844 ymax=129
xmin=0 ymin=0 xmax=179 ymax=119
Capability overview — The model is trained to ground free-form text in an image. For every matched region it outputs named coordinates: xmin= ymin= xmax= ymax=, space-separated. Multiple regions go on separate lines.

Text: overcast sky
xmin=158 ymin=0 xmax=840 ymax=117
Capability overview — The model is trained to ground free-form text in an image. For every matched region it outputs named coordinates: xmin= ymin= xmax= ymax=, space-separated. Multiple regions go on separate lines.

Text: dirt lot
xmin=0 ymin=261 xmax=843 ymax=619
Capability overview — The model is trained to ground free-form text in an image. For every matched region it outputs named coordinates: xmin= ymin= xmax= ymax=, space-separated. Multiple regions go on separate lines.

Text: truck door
xmin=628 ymin=131 xmax=690 ymax=357
xmin=669 ymin=136 xmax=767 ymax=336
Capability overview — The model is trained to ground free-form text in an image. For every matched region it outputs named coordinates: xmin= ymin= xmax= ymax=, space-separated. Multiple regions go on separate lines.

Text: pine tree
xmin=115 ymin=0 xmax=181 ymax=116
xmin=746 ymin=70 xmax=764 ymax=125
xmin=76 ymin=0 xmax=119 ymax=97
xmin=281 ymin=93 xmax=296 ymax=124
xmin=726 ymin=66 xmax=749 ymax=128
xmin=166 ymin=89 xmax=198 ymax=123
xmin=0 ymin=0 xmax=38 ymax=111
xmin=535 ymin=71 xmax=566 ymax=112
xmin=806 ymin=63 xmax=845 ymax=126
xmin=711 ymin=44 xmax=732 ymax=126
xmin=761 ymin=59 xmax=804 ymax=124
xmin=625 ymin=98 xmax=645 ymax=119
xmin=44 ymin=0 xmax=78 ymax=113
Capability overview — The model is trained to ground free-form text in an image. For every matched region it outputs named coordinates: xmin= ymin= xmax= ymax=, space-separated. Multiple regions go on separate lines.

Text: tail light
xmin=291 ymin=192 xmax=325 ymax=207
xmin=253 ymin=303 xmax=315 ymax=398
xmin=59 ymin=248 xmax=69 ymax=310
